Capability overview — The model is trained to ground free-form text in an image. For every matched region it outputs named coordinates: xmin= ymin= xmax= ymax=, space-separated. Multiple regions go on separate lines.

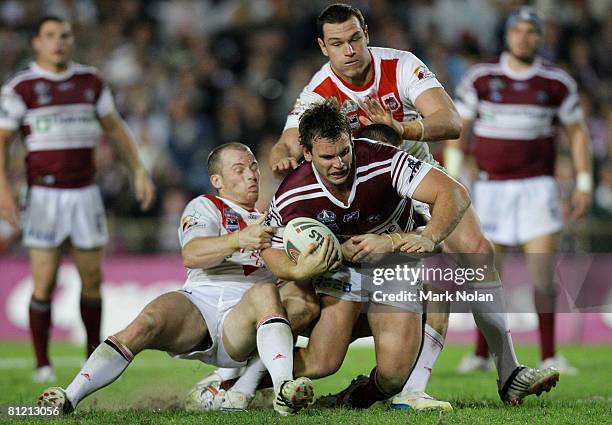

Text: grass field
xmin=0 ymin=341 xmax=610 ymax=424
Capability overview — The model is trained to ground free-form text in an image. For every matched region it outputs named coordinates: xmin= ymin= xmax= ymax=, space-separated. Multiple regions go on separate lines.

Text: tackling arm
xmin=269 ymin=128 xmax=302 ymax=177
xmin=98 ymin=112 xmax=155 ymax=211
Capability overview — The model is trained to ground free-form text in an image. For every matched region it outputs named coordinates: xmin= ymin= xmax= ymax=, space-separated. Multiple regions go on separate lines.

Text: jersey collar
xmin=500 ymin=52 xmax=542 ymax=80
xmin=329 ymin=49 xmax=376 ymax=92
xmin=30 ymin=61 xmax=76 ymax=81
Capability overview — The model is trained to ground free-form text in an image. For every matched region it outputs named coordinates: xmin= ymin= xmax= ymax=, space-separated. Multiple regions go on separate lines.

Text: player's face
xmin=33 ymin=20 xmax=74 ymax=71
xmin=216 ymin=149 xmax=260 ymax=209
xmin=506 ymin=21 xmax=540 ymax=63
xmin=305 ymin=133 xmax=354 ymax=188
xmin=318 ymin=17 xmax=371 ymax=84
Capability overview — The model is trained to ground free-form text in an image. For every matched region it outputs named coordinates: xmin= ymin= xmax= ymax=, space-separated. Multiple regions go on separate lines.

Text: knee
xmin=121 ymin=310 xmax=162 ymax=348
xmin=376 ymin=368 xmax=408 ymax=396
xmin=248 ymin=283 xmax=282 ymax=308
xmin=286 ymin=298 xmax=320 ymax=334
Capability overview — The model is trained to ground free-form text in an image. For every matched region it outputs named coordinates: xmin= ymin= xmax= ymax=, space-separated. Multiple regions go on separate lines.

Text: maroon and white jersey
xmin=0 ymin=62 xmax=116 ymax=188
xmin=268 ymin=139 xmax=433 ymax=248
xmin=454 ymin=53 xmax=584 ymax=180
xmin=179 ymin=194 xmax=274 ymax=288
xmin=284 ymin=47 xmax=442 ymax=161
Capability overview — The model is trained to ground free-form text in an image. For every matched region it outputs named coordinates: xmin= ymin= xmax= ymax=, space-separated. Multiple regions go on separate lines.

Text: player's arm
xmin=443 ymin=118 xmax=474 ymax=179
xmin=398 ymin=167 xmax=470 ymax=253
xmin=563 ymin=120 xmax=592 ymax=219
xmin=360 ymin=87 xmax=461 ymax=142
xmin=270 ymin=128 xmax=302 ymax=177
xmin=0 ymin=128 xmax=18 ymax=228
xmin=182 ymin=214 xmax=275 ymax=269
xmin=98 ymin=112 xmax=155 ymax=211
xmin=261 ymin=237 xmax=341 ymax=283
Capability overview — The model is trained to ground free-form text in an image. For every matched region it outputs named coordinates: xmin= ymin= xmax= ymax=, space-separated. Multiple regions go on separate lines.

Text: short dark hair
xmin=34 ymin=16 xmax=69 ymax=37
xmin=317 ymin=3 xmax=366 ymax=39
xmin=207 ymin=142 xmax=252 ymax=177
xmin=356 ymin=124 xmax=402 ymax=147
xmin=298 ymin=98 xmax=352 ymax=151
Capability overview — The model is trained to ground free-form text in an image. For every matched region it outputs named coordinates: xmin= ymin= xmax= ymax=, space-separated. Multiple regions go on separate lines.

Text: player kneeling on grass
xmin=37 ymin=143 xmax=340 ymax=416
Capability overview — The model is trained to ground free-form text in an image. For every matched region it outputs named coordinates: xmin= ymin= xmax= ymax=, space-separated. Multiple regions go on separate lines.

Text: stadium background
xmin=0 ymin=0 xmax=611 ymax=371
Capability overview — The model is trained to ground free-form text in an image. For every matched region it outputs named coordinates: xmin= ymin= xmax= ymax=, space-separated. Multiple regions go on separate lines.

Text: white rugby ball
xmin=283 ymin=217 xmax=342 ymax=263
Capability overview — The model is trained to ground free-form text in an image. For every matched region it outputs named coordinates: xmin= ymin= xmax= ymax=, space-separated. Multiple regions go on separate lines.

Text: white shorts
xmin=171 ymin=284 xmax=250 ymax=368
xmin=312 ymin=265 xmax=423 ymax=313
xmin=23 ymin=185 xmax=108 ymax=249
xmin=474 ymin=176 xmax=563 ymax=246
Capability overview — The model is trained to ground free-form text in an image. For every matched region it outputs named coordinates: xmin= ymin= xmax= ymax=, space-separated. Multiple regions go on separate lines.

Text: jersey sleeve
xmin=453 ymin=70 xmax=479 ymax=120
xmin=397 ymin=52 xmax=443 ymax=106
xmin=557 ymin=75 xmax=584 ymax=125
xmin=95 ymin=84 xmax=117 ymax=117
xmin=283 ymin=85 xmax=325 ymax=131
xmin=391 ymin=150 xmax=433 ymax=198
xmin=0 ymin=85 xmax=27 ymax=130
xmin=178 ymin=197 xmax=223 ymax=247
xmin=267 ymin=196 xmax=286 ymax=249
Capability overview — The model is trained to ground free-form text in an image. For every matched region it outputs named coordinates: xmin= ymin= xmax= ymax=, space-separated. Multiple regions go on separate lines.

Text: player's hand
xmin=398 ymin=233 xmax=436 ymax=254
xmin=295 ymin=236 xmax=341 ymax=280
xmin=0 ymin=188 xmax=19 ymax=229
xmin=237 ymin=213 xmax=276 ymax=251
xmin=271 ymin=157 xmax=299 ymax=177
xmin=134 ymin=168 xmax=156 ymax=211
xmin=341 ymin=238 xmax=359 ymax=262
xmin=358 ymin=97 xmax=403 ymax=136
xmin=350 ymin=234 xmax=392 ymax=263
xmin=570 ymin=190 xmax=591 ymax=220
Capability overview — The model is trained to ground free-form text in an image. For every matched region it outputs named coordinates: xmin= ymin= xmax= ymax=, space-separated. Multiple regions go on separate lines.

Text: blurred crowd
xmin=0 ymin=0 xmax=610 ymax=254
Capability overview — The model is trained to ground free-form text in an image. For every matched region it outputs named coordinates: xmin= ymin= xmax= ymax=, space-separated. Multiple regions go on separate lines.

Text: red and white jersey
xmin=179 ymin=194 xmax=274 ymax=287
xmin=0 ymin=62 xmax=116 ymax=188
xmin=284 ymin=47 xmax=442 ymax=161
xmin=454 ymin=53 xmax=584 ymax=180
xmin=268 ymin=139 xmax=432 ymax=248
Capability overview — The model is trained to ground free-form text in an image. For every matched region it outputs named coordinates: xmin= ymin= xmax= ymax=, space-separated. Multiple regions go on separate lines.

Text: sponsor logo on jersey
xmin=413 ymin=65 xmax=431 ymax=80
xmin=181 ymin=213 xmax=203 ymax=233
xmin=33 ymin=81 xmax=52 ymax=105
xmin=406 ymin=157 xmax=423 ymax=182
xmin=343 ymin=211 xmax=360 ymax=223
xmin=340 ymin=99 xmax=359 ymax=114
xmin=84 ymin=89 xmax=95 ymax=103
xmin=536 ymin=90 xmax=549 ymax=105
xmin=367 ymin=213 xmax=382 ymax=223
xmin=348 ymin=113 xmax=359 ymax=130
xmin=317 ymin=210 xmax=337 ymax=224
xmin=381 ymin=93 xmax=401 ymax=111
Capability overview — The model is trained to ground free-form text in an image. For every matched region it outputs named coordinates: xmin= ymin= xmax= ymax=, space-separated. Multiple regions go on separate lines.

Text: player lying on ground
xmin=268 ymin=3 xmax=559 ymax=409
xmin=37 ymin=143 xmax=341 ymax=416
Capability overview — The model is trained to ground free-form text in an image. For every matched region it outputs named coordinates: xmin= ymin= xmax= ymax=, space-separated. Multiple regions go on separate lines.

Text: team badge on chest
xmin=381 ymin=93 xmax=401 ymax=112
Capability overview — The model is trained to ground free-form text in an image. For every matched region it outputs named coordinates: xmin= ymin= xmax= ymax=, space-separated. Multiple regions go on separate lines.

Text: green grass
xmin=0 ymin=342 xmax=610 ymax=424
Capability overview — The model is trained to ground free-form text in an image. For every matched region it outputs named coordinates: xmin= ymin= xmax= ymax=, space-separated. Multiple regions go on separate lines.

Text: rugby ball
xmin=283 ymin=217 xmax=342 ymax=263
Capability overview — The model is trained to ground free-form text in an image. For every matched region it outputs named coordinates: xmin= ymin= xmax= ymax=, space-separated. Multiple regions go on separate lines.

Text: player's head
xmin=356 ymin=123 xmax=402 ymax=147
xmin=505 ymin=7 xmax=542 ymax=63
xmin=207 ymin=143 xmax=260 ymax=208
xmin=317 ymin=3 xmax=371 ymax=83
xmin=299 ymin=99 xmax=354 ymax=188
xmin=32 ymin=16 xmax=74 ymax=71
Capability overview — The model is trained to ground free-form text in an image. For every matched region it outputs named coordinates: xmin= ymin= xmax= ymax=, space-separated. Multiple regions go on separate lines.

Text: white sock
xmin=65 ymin=336 xmax=133 ymax=407
xmin=256 ymin=317 xmax=293 ymax=394
xmin=402 ymin=324 xmax=444 ymax=393
xmin=232 ymin=355 xmax=267 ymax=397
xmin=215 ymin=367 xmax=242 ymax=382
xmin=468 ymin=280 xmax=519 ymax=383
